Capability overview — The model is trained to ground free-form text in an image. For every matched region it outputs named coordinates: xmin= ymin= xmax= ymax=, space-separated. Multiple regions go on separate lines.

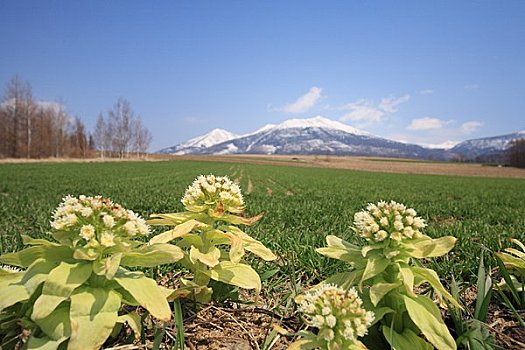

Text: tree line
xmin=0 ymin=75 xmax=152 ymax=159
xmin=508 ymin=139 xmax=525 ymax=168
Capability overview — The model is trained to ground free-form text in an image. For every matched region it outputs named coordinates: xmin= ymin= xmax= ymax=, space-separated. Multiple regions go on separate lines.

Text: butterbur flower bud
xmin=295 ymin=284 xmax=374 ymax=347
xmin=50 ymin=195 xmax=151 ymax=254
xmin=353 ymin=200 xmax=426 ymax=243
xmin=181 ymin=175 xmax=245 ymax=215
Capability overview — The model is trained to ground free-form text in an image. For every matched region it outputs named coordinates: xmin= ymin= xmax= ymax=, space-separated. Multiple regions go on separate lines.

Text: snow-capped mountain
xmin=158 ymin=128 xmax=239 ymax=155
xmin=158 ymin=116 xmax=446 ymax=159
xmin=449 ymin=130 xmax=525 ymax=161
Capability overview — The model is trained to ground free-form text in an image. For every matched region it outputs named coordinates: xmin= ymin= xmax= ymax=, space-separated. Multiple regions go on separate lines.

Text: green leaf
xmin=21 ymin=235 xmax=59 ymax=247
xmin=189 ymin=246 xmax=220 ymax=267
xmin=497 ymin=251 xmax=525 ymax=275
xmin=117 ymin=312 xmax=142 ymax=339
xmin=177 ymin=233 xmax=204 ymax=248
xmin=22 ymin=259 xmax=59 ymax=294
xmin=404 ymin=295 xmax=457 ymax=350
xmin=114 ymin=268 xmax=171 ymax=322
xmin=222 ymin=231 xmax=244 ymax=263
xmin=149 ymin=219 xmax=202 ymax=244
xmin=208 ymin=261 xmax=261 ymax=292
xmin=72 ymin=247 xmax=99 ymax=261
xmin=361 ymin=254 xmax=389 ymax=285
xmin=411 ymin=267 xmax=461 ymax=308
xmin=93 ymin=253 xmax=122 ymax=279
xmin=121 ymin=243 xmax=183 ymax=267
xmin=474 ymin=253 xmax=492 ymax=322
xmin=68 ymin=287 xmax=121 ymax=350
xmin=0 ymin=271 xmax=28 ymax=311
xmin=32 ymin=262 xmax=92 ymax=321
xmin=324 ymin=271 xmax=362 ymax=289
xmin=0 ymin=245 xmax=73 ymax=268
xmin=34 ymin=303 xmax=71 ymax=341
xmin=224 ymin=226 xmax=276 ymax=261
xmin=315 ymin=235 xmax=362 ymax=264
xmin=148 ymin=212 xmax=208 ymax=225
xmin=382 ymin=326 xmax=433 ymax=350
xmin=26 ymin=336 xmax=66 ymax=350
xmin=220 ymin=213 xmax=263 ymax=226
xmin=404 ymin=236 xmax=456 ymax=259
xmin=287 ymin=337 xmax=325 ymax=350
xmin=370 ymin=281 xmax=401 ymax=306
xmin=399 ymin=264 xmax=416 ymax=297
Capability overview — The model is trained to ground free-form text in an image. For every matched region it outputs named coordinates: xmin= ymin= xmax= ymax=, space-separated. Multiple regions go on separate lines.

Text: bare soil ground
xmin=2 ymin=155 xmax=524 ymax=179
xmin=156 ymin=154 xmax=525 ymax=179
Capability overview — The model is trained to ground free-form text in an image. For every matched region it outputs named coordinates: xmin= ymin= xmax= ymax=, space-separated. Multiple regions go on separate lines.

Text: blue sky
xmin=1 ymin=1 xmax=524 ymax=150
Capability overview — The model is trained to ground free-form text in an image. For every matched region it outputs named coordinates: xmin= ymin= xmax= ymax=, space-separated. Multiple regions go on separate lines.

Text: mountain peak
xmin=179 ymin=128 xmax=238 ymax=149
xmin=270 ymin=116 xmax=370 ymax=136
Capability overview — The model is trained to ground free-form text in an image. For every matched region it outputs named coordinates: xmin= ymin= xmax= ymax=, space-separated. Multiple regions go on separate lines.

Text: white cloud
xmin=378 ymin=95 xmax=410 ymax=113
xmin=275 ymin=87 xmax=322 ymax=114
xmin=340 ymin=99 xmax=385 ymax=125
xmin=464 ymin=84 xmax=479 ymax=90
xmin=419 ymin=89 xmax=434 ymax=95
xmin=339 ymin=94 xmax=410 ymax=127
xmin=408 ymin=117 xmax=446 ymax=130
xmin=461 ymin=121 xmax=483 ymax=134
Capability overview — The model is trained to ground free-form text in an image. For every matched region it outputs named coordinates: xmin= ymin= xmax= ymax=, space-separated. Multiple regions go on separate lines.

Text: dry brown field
xmin=151 ymin=154 xmax=525 ymax=179
xmin=2 ymin=154 xmax=525 ymax=179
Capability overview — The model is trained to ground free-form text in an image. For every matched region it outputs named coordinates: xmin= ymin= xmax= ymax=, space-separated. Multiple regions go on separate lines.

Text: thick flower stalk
xmin=291 ymin=284 xmax=373 ymax=350
xmin=0 ymin=195 xmax=183 ymax=350
xmin=148 ymin=174 xmax=276 ymax=303
xmin=317 ymin=201 xmax=460 ymax=350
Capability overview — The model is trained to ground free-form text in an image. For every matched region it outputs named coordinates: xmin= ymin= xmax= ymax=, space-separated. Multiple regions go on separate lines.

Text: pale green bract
xmin=0 ymin=195 xmax=183 ymax=350
xmin=290 ymin=284 xmax=373 ymax=350
xmin=148 ymin=174 xmax=276 ymax=303
xmin=317 ymin=201 xmax=459 ymax=350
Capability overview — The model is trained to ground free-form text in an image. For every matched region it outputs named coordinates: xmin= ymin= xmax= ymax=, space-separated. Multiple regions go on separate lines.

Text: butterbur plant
xmin=317 ymin=201 xmax=460 ymax=350
xmin=495 ymin=238 xmax=525 ymax=327
xmin=290 ymin=284 xmax=374 ymax=350
xmin=148 ymin=174 xmax=277 ymax=303
xmin=0 ymin=195 xmax=184 ymax=350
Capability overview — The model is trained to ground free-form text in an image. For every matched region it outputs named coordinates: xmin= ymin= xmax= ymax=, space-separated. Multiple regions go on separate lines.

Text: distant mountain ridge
xmin=157 ymin=117 xmax=525 ymax=162
xmin=449 ymin=130 xmax=525 ymax=161
xmin=159 ymin=128 xmax=238 ymax=155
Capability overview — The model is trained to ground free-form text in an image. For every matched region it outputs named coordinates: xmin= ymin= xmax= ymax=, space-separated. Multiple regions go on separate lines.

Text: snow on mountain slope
xmin=450 ymin=130 xmax=525 ymax=159
xmin=158 ymin=128 xmax=238 ymax=154
xmin=271 ymin=116 xmax=371 ymax=136
xmin=180 ymin=128 xmax=238 ymax=148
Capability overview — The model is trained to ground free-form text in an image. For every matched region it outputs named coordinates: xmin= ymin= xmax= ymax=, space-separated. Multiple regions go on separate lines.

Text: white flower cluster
xmin=181 ymin=175 xmax=244 ymax=214
xmin=353 ymin=200 xmax=426 ymax=242
xmin=51 ymin=195 xmax=149 ymax=248
xmin=296 ymin=284 xmax=374 ymax=345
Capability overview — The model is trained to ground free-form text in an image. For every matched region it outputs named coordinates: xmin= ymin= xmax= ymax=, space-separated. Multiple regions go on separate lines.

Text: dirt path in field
xmin=246 ymin=178 xmax=254 ymax=194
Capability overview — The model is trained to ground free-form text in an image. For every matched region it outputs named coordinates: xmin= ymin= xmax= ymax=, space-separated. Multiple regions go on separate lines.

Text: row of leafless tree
xmin=94 ymin=98 xmax=152 ymax=158
xmin=0 ymin=75 xmax=152 ymax=159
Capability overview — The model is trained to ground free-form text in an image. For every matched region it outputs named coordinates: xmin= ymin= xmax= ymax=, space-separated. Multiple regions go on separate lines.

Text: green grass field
xmin=1 ymin=159 xmax=524 ymax=289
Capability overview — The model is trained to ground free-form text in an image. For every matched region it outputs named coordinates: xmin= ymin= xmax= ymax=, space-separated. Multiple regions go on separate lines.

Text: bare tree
xmin=94 ymin=113 xmax=111 ymax=158
xmin=132 ymin=117 xmax=152 ymax=156
xmin=108 ymin=98 xmax=134 ymax=158
xmin=69 ymin=117 xmax=88 ymax=158
xmin=1 ymin=75 xmax=35 ymax=158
